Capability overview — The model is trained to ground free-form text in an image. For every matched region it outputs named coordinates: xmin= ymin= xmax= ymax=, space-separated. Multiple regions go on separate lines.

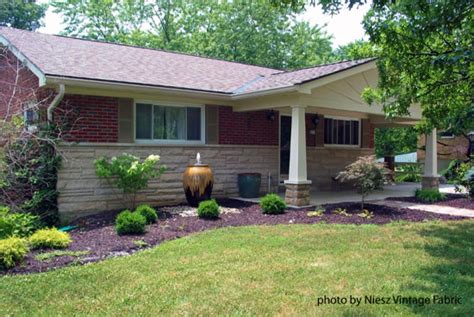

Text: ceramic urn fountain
xmin=182 ymin=153 xmax=214 ymax=206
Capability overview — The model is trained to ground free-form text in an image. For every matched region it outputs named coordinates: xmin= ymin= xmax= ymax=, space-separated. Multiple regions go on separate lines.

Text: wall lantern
xmin=311 ymin=114 xmax=320 ymax=127
xmin=267 ymin=110 xmax=276 ymax=122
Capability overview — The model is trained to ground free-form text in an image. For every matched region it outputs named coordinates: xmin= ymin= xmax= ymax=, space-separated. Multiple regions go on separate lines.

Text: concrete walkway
xmin=370 ymin=199 xmax=474 ymax=218
xmin=234 ymin=183 xmax=474 ymax=217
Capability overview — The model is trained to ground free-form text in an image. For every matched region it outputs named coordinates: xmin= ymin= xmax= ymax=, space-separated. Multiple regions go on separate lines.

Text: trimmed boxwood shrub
xmin=260 ymin=194 xmax=286 ymax=214
xmin=115 ymin=210 xmax=147 ymax=235
xmin=29 ymin=228 xmax=72 ymax=249
xmin=415 ymin=189 xmax=446 ymax=203
xmin=135 ymin=205 xmax=158 ymax=224
xmin=197 ymin=199 xmax=220 ymax=219
xmin=0 ymin=237 xmax=29 ymax=269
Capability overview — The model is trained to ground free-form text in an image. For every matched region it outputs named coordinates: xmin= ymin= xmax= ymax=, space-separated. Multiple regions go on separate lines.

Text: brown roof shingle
xmin=0 ymin=27 xmax=375 ymax=95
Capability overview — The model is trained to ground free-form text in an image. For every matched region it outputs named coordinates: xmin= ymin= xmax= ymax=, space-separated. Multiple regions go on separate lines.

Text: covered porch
xmin=230 ymin=60 xmax=438 ymax=207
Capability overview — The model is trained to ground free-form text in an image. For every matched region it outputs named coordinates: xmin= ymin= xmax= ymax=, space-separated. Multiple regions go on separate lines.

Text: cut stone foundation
xmin=421 ymin=176 xmax=440 ymax=190
xmin=285 ymin=183 xmax=311 ymax=206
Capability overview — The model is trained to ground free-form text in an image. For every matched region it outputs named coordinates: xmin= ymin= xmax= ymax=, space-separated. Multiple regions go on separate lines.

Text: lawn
xmin=1 ymin=221 xmax=472 ymax=316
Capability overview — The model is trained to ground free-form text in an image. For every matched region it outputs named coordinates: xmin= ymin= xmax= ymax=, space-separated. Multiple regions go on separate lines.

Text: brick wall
xmin=56 ymin=94 xmax=119 ymax=142
xmin=218 ymin=106 xmax=279 ymax=145
xmin=0 ymin=51 xmax=40 ymax=119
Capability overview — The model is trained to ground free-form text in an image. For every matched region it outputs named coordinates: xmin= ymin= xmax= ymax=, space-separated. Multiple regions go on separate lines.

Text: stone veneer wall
xmin=57 ymin=143 xmax=279 ymax=221
xmin=307 ymin=147 xmax=375 ymax=190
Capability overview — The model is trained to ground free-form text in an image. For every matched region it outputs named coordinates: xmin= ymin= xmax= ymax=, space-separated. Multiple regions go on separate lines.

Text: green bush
xmin=0 ymin=208 xmax=40 ymax=239
xmin=197 ymin=199 xmax=220 ymax=219
xmin=29 ymin=228 xmax=72 ymax=249
xmin=395 ymin=164 xmax=422 ymax=183
xmin=0 ymin=237 xmax=29 ymax=269
xmin=135 ymin=205 xmax=158 ymax=224
xmin=415 ymin=189 xmax=446 ymax=203
xmin=260 ymin=194 xmax=286 ymax=214
xmin=452 ymin=163 xmax=474 ymax=198
xmin=115 ymin=210 xmax=147 ymax=235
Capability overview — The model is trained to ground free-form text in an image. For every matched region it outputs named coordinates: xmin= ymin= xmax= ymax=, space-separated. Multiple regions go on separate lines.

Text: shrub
xmin=29 ymin=228 xmax=72 ymax=249
xmin=260 ymin=194 xmax=286 ymax=214
xmin=332 ymin=208 xmax=351 ymax=217
xmin=415 ymin=189 xmax=446 ymax=203
xmin=0 ymin=237 xmax=29 ymax=269
xmin=395 ymin=164 xmax=422 ymax=183
xmin=336 ymin=155 xmax=391 ymax=209
xmin=452 ymin=163 xmax=474 ymax=198
xmin=197 ymin=199 xmax=220 ymax=219
xmin=0 ymin=209 xmax=40 ymax=239
xmin=95 ymin=154 xmax=165 ymax=209
xmin=115 ymin=210 xmax=147 ymax=235
xmin=135 ymin=205 xmax=158 ymax=224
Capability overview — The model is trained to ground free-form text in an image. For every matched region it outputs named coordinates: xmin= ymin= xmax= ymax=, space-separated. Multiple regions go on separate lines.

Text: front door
xmin=280 ymin=115 xmax=291 ymax=182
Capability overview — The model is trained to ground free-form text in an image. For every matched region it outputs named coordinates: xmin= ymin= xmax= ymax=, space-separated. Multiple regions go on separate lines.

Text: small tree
xmin=94 ymin=154 xmax=166 ymax=209
xmin=336 ymin=155 xmax=391 ymax=210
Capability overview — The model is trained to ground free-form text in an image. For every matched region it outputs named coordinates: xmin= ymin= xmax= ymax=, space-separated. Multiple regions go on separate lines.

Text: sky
xmin=37 ymin=1 xmax=369 ymax=49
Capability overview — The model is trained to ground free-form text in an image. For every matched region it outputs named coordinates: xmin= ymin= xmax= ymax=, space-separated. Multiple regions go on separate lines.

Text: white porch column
xmin=422 ymin=128 xmax=439 ymax=190
xmin=284 ymin=105 xmax=311 ymax=206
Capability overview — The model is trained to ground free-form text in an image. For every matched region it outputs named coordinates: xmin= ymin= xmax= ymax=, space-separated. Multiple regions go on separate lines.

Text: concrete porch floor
xmin=234 ymin=183 xmax=458 ymax=206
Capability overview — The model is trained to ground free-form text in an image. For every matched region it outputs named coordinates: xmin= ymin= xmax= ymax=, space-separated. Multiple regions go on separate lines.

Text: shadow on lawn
xmin=404 ymin=221 xmax=474 ymax=316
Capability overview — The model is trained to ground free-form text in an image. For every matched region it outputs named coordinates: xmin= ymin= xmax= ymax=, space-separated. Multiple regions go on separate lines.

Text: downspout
xmin=47 ymin=84 xmax=65 ymax=123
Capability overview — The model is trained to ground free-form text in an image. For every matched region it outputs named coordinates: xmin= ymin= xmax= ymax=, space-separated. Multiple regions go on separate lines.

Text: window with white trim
xmin=135 ymin=103 xmax=203 ymax=142
xmin=324 ymin=117 xmax=360 ymax=146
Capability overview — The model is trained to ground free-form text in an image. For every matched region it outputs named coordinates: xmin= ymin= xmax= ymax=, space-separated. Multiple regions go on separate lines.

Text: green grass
xmin=35 ymin=250 xmax=90 ymax=262
xmin=1 ymin=221 xmax=473 ymax=316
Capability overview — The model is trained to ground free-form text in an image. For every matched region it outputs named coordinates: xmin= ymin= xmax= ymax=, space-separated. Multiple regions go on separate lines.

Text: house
xmin=418 ymin=132 xmax=472 ymax=172
xmin=0 ymin=27 xmax=432 ymax=221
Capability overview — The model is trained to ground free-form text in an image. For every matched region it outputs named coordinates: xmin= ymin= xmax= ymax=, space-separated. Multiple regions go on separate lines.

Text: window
xmin=440 ymin=131 xmax=455 ymax=139
xmin=135 ymin=103 xmax=203 ymax=142
xmin=324 ymin=117 xmax=360 ymax=146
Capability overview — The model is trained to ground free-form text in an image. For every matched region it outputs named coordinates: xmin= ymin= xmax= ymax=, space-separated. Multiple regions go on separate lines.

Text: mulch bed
xmin=2 ymin=199 xmax=469 ymax=276
xmin=386 ymin=194 xmax=474 ymax=210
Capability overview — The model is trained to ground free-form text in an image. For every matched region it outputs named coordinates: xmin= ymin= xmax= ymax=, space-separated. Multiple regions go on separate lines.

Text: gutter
xmin=47 ymin=84 xmax=65 ymax=122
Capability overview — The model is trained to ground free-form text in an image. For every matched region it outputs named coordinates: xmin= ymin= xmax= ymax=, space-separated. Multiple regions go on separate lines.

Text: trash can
xmin=238 ymin=173 xmax=261 ymax=198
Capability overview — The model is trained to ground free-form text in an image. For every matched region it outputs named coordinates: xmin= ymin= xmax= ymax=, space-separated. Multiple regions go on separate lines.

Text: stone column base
xmin=422 ymin=176 xmax=440 ymax=190
xmin=285 ymin=183 xmax=311 ymax=206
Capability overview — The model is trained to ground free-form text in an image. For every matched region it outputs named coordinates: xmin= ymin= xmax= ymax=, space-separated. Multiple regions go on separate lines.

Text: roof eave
xmin=231 ymin=59 xmax=378 ymax=100
xmin=0 ymin=34 xmax=47 ymax=87
xmin=45 ymin=75 xmax=233 ymax=100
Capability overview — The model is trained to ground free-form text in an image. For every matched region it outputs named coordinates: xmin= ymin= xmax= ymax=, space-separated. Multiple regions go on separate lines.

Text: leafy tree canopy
xmin=333 ymin=39 xmax=378 ymax=60
xmin=278 ymin=0 xmax=473 ymax=135
xmin=51 ymin=0 xmax=334 ymax=69
xmin=362 ymin=0 xmax=473 ymax=134
xmin=375 ymin=127 xmax=418 ymax=157
xmin=0 ymin=0 xmax=47 ymax=31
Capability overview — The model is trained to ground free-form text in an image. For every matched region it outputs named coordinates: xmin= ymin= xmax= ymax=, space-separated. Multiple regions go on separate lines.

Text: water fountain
xmin=182 ymin=153 xmax=214 ymax=206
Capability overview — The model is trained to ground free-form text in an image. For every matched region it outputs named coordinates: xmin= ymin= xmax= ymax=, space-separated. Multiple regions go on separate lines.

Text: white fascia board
xmin=0 ymin=34 xmax=46 ymax=87
xmin=45 ymin=75 xmax=232 ymax=101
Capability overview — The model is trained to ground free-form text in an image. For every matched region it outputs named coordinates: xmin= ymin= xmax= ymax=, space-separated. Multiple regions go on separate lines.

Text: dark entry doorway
xmin=280 ymin=115 xmax=291 ymax=181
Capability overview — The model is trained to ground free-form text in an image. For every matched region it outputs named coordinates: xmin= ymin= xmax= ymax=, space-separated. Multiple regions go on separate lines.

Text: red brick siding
xmin=369 ymin=123 xmax=375 ymax=148
xmin=218 ymin=106 xmax=278 ymax=145
xmin=0 ymin=51 xmax=40 ymax=119
xmin=56 ymin=94 xmax=118 ymax=143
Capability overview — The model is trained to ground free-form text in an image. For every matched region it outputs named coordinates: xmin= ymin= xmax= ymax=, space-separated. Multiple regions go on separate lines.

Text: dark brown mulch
xmin=2 ymin=199 xmax=468 ymax=276
xmin=386 ymin=194 xmax=474 ymax=210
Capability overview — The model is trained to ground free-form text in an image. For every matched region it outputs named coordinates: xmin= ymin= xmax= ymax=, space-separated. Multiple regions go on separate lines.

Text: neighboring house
xmin=418 ymin=132 xmax=472 ymax=172
xmin=377 ymin=152 xmax=418 ymax=165
xmin=0 ymin=27 xmax=423 ymax=221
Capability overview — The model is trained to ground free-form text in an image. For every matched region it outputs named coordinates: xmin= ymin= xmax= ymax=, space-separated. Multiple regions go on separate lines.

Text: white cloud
xmin=37 ymin=0 xmax=63 ymax=34
xmin=298 ymin=3 xmax=370 ymax=48
xmin=38 ymin=1 xmax=369 ymax=48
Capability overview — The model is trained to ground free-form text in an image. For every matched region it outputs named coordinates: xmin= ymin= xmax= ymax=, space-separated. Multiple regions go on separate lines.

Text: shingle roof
xmin=0 ymin=27 xmax=375 ymax=95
